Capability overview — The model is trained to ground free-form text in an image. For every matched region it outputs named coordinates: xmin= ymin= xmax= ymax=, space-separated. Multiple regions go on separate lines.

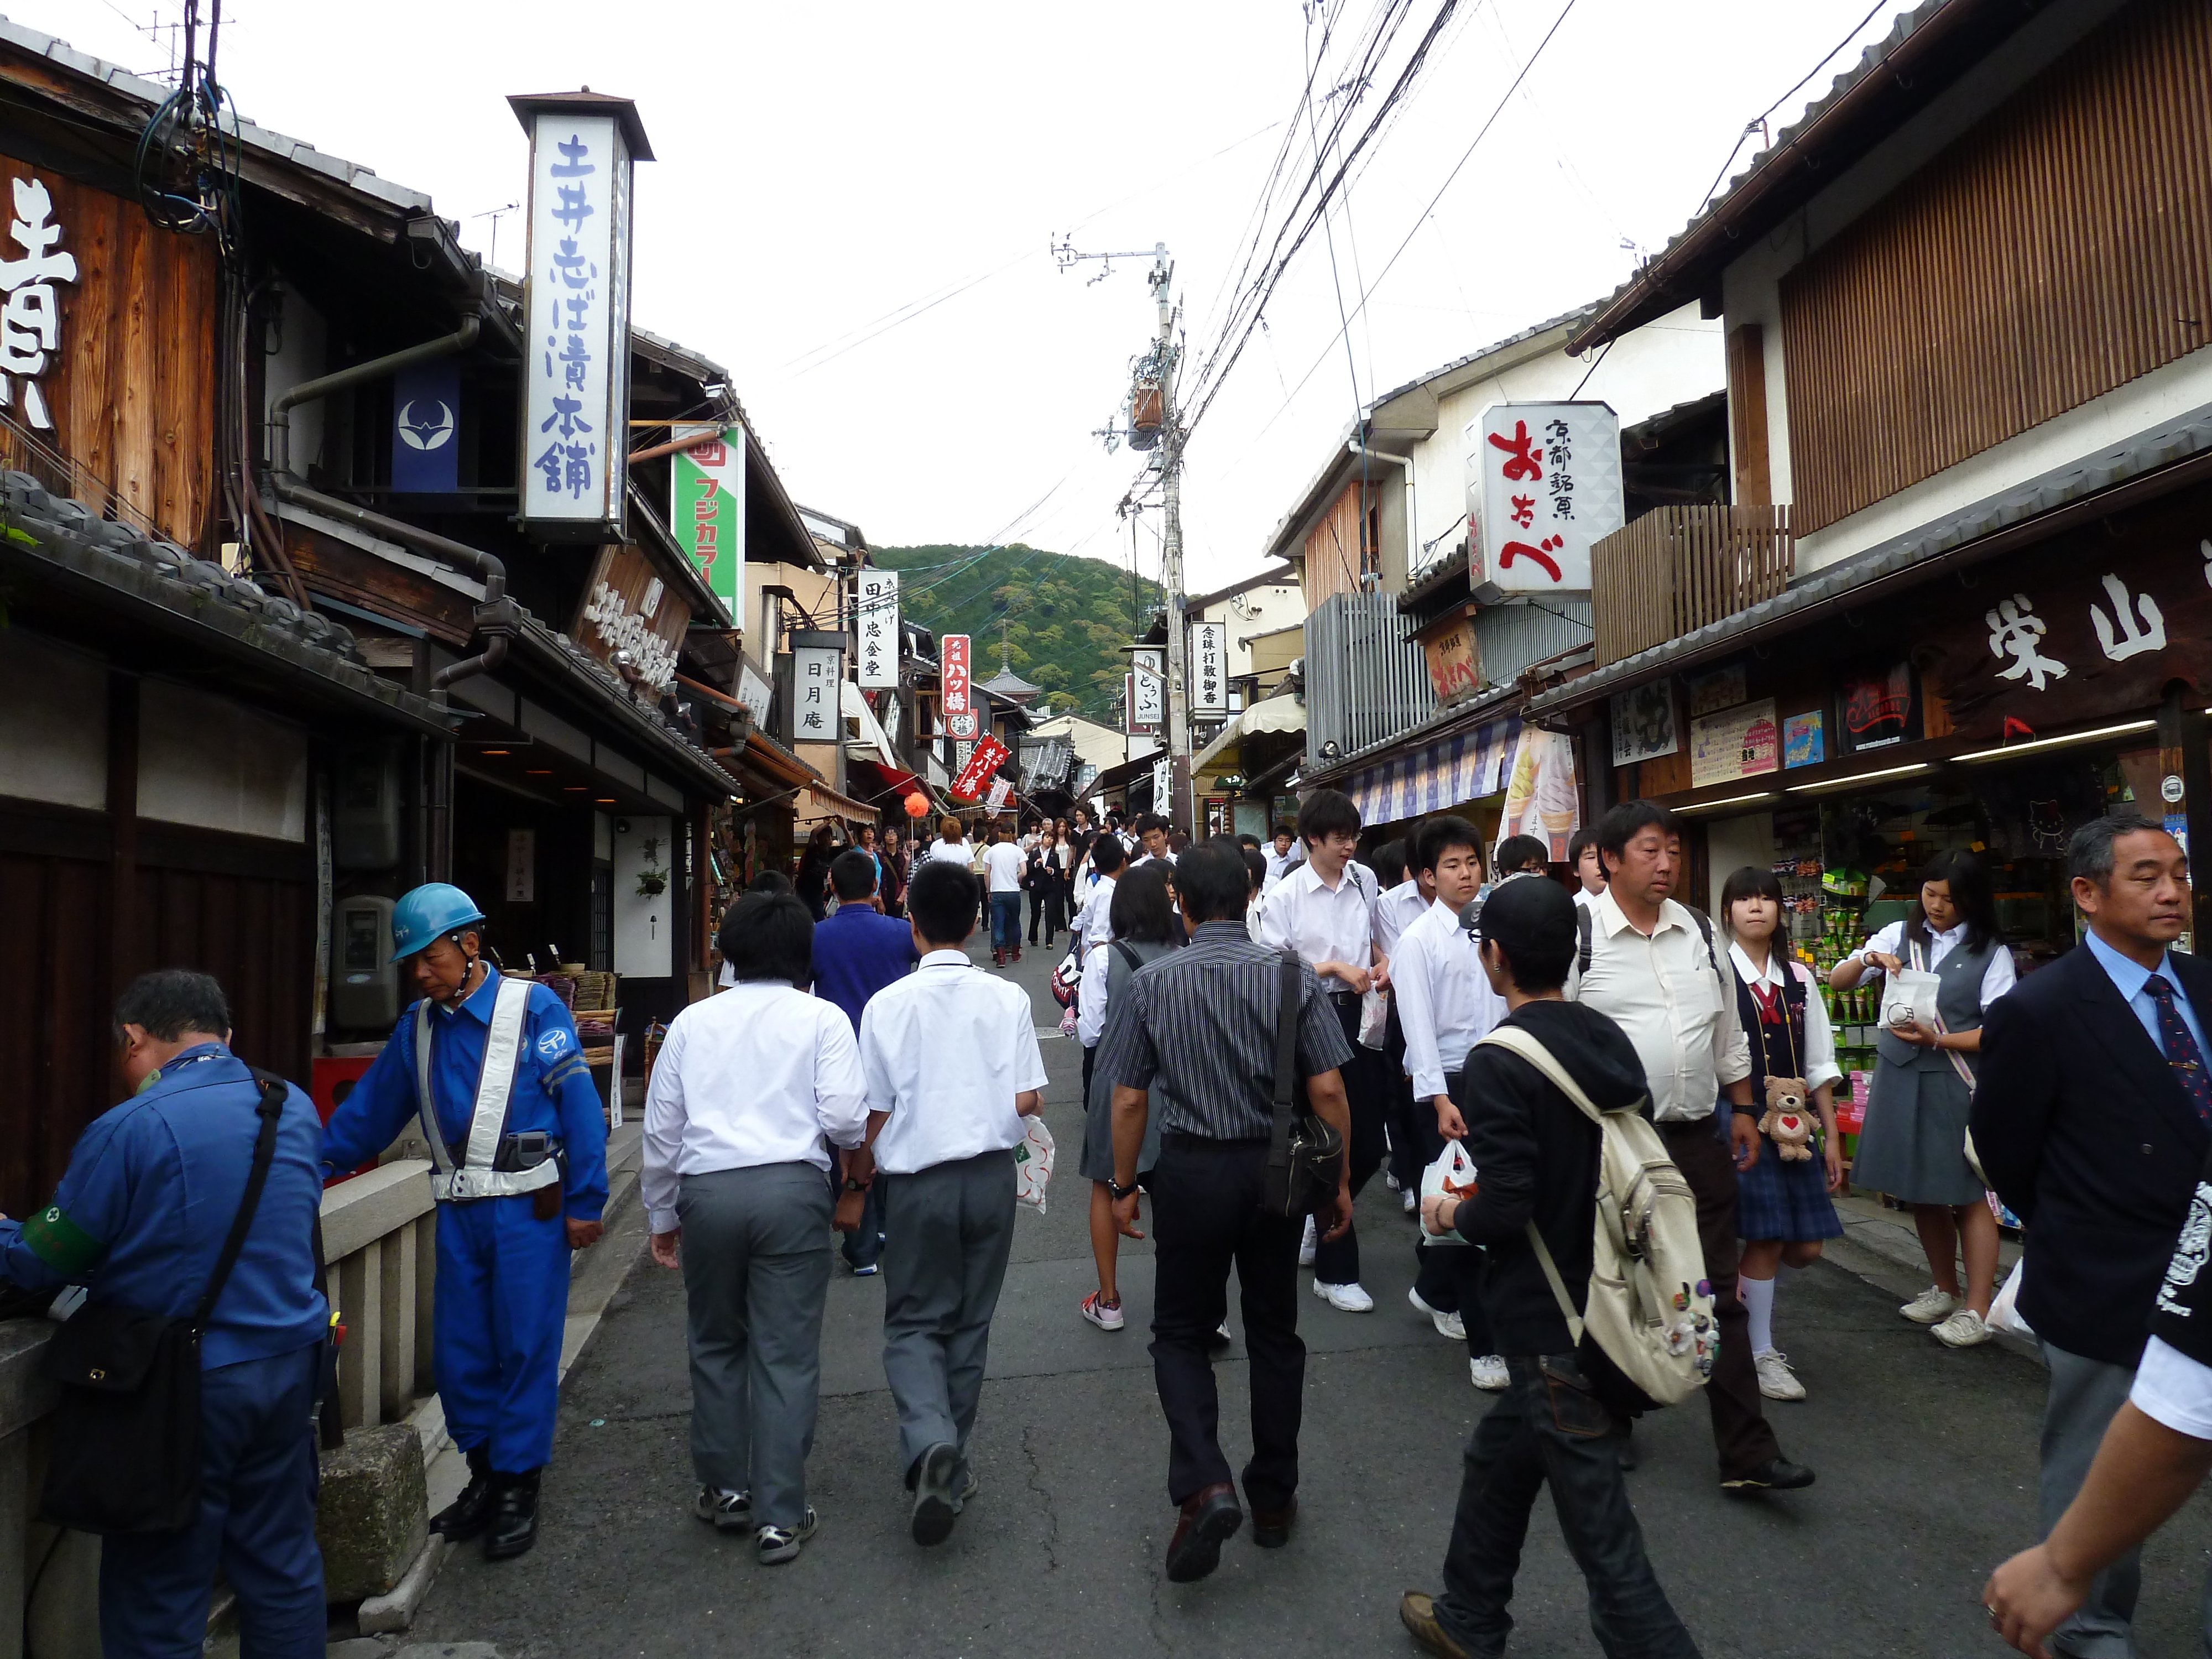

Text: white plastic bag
xmin=1990 ymin=1260 xmax=2033 ymax=1338
xmin=1880 ymin=968 xmax=1941 ymax=1036
xmin=1418 ymin=1139 xmax=1478 ymax=1248
xmin=1359 ymin=985 xmax=1389 ymax=1048
xmin=1014 ymin=1117 xmax=1055 ymax=1214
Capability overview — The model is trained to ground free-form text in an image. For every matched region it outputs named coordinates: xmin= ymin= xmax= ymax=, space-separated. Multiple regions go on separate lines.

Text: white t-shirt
xmin=926 ymin=838 xmax=973 ymax=866
xmin=983 ymin=842 xmax=1027 ymax=893
xmin=860 ymin=950 xmax=1050 ymax=1174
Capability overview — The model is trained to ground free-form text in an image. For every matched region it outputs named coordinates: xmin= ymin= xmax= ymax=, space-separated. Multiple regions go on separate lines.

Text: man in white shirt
xmin=851 ymin=860 xmax=1048 ymax=1548
xmin=1372 ymin=842 xmax=1431 ymax=1207
xmin=1570 ymin=801 xmax=1812 ymax=1495
xmin=1261 ymin=824 xmax=1302 ymax=896
xmin=1130 ymin=812 xmax=1176 ymax=867
xmin=981 ymin=821 xmax=1029 ymax=968
xmin=1072 ymin=834 xmax=1128 ymax=950
xmin=925 ymin=817 xmax=973 ymax=866
xmin=641 ymin=893 xmax=870 ymax=1562
xmin=1391 ymin=816 xmax=1509 ymax=1389
xmin=1569 ymin=825 xmax=1606 ymax=909
xmin=1258 ymin=786 xmax=1390 ymax=1312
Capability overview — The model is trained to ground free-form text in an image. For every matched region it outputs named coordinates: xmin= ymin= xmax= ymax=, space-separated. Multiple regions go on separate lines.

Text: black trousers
xmin=1385 ymin=997 xmax=1425 ymax=1191
xmin=1311 ymin=994 xmax=1387 ymax=1286
xmin=1410 ymin=1071 xmax=1497 ymax=1358
xmin=1148 ymin=1135 xmax=1306 ymax=1509
xmin=1657 ymin=1120 xmax=1781 ymax=1480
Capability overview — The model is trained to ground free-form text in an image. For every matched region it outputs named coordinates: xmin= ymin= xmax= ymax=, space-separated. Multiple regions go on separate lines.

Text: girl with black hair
xmin=1720 ymin=866 xmax=1844 ymax=1404
xmin=1830 ymin=848 xmax=2015 ymax=1349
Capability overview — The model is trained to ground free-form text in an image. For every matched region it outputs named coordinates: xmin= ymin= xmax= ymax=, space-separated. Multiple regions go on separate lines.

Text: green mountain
xmin=873 ymin=544 xmax=1161 ymax=719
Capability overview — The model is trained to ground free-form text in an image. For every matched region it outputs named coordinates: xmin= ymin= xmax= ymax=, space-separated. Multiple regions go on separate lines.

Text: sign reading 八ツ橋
xmin=1465 ymin=401 xmax=1622 ymax=593
xmin=512 ymin=92 xmax=650 ymax=542
xmin=671 ymin=423 xmax=744 ymax=605
xmin=855 ymin=569 xmax=900 ymax=688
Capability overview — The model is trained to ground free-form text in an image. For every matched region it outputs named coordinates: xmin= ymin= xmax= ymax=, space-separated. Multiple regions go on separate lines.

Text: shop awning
xmin=847 ymin=755 xmax=948 ymax=819
xmin=1341 ymin=713 xmax=1521 ymax=827
xmin=796 ymin=780 xmax=880 ymax=828
xmin=1192 ymin=692 xmax=1307 ymax=773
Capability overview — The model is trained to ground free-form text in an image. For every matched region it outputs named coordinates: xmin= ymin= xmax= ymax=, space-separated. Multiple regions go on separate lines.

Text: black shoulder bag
xmin=1261 ymin=953 xmax=1347 ymax=1219
xmin=38 ymin=1070 xmax=291 ymax=1534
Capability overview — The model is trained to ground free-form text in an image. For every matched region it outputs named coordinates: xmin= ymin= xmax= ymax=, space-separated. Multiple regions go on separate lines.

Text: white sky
xmin=33 ymin=0 xmax=1917 ymax=593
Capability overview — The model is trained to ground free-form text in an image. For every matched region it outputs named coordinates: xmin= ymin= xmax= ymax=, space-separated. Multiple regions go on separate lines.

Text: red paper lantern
xmin=904 ymin=791 xmax=930 ymax=818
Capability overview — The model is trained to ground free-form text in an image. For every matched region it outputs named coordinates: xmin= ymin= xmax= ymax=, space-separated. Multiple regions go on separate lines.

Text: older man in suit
xmin=1975 ymin=811 xmax=2210 ymax=1659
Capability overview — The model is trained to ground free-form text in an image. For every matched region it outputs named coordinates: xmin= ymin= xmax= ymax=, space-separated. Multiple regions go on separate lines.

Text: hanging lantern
xmin=904 ymin=791 xmax=930 ymax=818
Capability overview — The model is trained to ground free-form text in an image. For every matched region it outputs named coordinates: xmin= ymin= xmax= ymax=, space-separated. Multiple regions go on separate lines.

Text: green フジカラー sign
xmin=671 ymin=425 xmax=746 ymax=606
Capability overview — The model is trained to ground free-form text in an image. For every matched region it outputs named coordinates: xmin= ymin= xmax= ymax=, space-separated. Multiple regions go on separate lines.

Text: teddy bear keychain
xmin=1757 ymin=1074 xmax=1816 ymax=1162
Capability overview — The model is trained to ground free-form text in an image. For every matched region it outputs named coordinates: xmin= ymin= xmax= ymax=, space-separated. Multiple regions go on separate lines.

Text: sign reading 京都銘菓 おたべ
xmin=1467 ymin=403 xmax=1623 ymax=593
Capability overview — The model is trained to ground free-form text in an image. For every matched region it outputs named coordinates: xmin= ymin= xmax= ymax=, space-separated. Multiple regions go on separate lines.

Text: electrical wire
xmin=1687 ymin=0 xmax=1895 ymax=217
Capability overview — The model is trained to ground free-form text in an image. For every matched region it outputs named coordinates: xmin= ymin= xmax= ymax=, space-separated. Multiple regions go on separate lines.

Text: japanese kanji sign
xmin=570 ymin=543 xmax=688 ymax=693
xmin=1130 ymin=648 xmax=1166 ymax=728
xmin=671 ymin=424 xmax=744 ymax=606
xmin=942 ymin=634 xmax=972 ymax=716
xmin=952 ymin=734 xmax=1011 ymax=801
xmin=0 ymin=175 xmax=75 ymax=431
xmin=1188 ymin=622 xmax=1227 ymax=715
xmin=856 ymin=569 xmax=901 ymax=688
xmin=790 ymin=645 xmax=842 ymax=745
xmin=987 ymin=777 xmax=1011 ymax=813
xmin=519 ymin=106 xmax=636 ymax=540
xmin=1465 ymin=402 xmax=1623 ymax=593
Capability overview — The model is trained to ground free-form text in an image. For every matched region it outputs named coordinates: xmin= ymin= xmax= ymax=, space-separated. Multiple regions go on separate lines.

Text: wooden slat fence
xmin=1591 ymin=504 xmax=1794 ymax=667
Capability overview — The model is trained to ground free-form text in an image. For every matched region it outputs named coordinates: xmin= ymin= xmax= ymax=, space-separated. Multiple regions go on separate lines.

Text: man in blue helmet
xmin=321 ymin=882 xmax=608 ymax=1561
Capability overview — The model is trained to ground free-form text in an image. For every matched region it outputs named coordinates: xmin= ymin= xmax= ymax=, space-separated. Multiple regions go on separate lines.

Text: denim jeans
xmin=1433 ymin=1353 xmax=1700 ymax=1659
xmin=989 ymin=892 xmax=1022 ymax=952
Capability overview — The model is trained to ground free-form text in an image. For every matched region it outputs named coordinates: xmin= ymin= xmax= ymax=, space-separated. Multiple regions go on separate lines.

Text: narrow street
xmin=405 ymin=940 xmax=2212 ymax=1659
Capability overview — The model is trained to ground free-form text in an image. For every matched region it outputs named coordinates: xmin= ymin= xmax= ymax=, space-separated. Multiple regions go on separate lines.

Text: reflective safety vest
xmin=414 ymin=977 xmax=563 ymax=1202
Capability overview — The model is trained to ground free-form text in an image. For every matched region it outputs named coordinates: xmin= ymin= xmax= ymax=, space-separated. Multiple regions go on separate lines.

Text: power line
xmin=1687 ymin=0 xmax=1893 ymax=217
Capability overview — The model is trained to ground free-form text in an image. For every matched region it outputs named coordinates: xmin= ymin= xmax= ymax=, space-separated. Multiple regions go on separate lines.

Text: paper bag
xmin=1418 ymin=1139 xmax=1478 ymax=1248
xmin=1880 ymin=968 xmax=1940 ymax=1037
xmin=1014 ymin=1117 xmax=1055 ymax=1214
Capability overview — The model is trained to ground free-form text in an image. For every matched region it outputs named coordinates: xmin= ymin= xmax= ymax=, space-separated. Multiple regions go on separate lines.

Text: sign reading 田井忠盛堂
xmin=671 ymin=424 xmax=744 ymax=606
xmin=1466 ymin=402 xmax=1623 ymax=593
xmin=516 ymin=96 xmax=643 ymax=542
xmin=856 ymin=570 xmax=901 ymax=688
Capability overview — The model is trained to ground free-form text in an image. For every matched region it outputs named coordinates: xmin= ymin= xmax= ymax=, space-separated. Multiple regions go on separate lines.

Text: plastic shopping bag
xmin=1014 ymin=1117 xmax=1056 ymax=1215
xmin=1990 ymin=1260 xmax=2033 ymax=1338
xmin=1418 ymin=1138 xmax=1478 ymax=1248
xmin=1880 ymin=968 xmax=1941 ymax=1037
xmin=1359 ymin=985 xmax=1389 ymax=1048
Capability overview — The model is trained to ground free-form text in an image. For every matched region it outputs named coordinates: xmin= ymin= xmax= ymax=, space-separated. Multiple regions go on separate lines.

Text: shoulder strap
xmin=1687 ymin=905 xmax=1719 ymax=973
xmin=1475 ymin=1025 xmax=1608 ymax=1126
xmin=1522 ymin=1220 xmax=1587 ymax=1346
xmin=1272 ymin=952 xmax=1301 ymax=1116
xmin=1575 ymin=904 xmax=1594 ymax=978
xmin=195 ymin=1071 xmax=289 ymax=1333
xmin=1112 ymin=941 xmax=1142 ymax=976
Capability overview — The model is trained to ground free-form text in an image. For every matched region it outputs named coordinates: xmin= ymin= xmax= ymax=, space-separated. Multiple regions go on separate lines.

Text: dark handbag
xmin=38 ymin=1070 xmax=290 ymax=1534
xmin=1261 ymin=953 xmax=1346 ymax=1219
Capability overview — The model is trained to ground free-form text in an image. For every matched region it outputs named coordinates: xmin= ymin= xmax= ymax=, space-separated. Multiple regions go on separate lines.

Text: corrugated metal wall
xmin=1305 ymin=592 xmax=1435 ymax=763
xmin=1475 ymin=597 xmax=1594 ymax=686
xmin=1781 ymin=0 xmax=2212 ymax=534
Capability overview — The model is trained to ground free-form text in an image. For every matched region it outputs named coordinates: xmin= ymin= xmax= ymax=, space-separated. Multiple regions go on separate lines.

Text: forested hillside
xmin=872 ymin=544 xmax=1161 ymax=717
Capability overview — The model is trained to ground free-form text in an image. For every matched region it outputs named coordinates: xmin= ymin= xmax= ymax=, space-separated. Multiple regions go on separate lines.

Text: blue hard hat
xmin=390 ymin=883 xmax=488 ymax=963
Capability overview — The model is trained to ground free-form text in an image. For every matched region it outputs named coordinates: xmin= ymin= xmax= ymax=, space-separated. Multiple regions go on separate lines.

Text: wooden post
xmin=1726 ymin=325 xmax=1771 ymax=508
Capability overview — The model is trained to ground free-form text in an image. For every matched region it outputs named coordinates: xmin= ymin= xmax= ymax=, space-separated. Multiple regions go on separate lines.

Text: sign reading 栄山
xmin=512 ymin=92 xmax=650 ymax=543
xmin=0 ymin=175 xmax=76 ymax=430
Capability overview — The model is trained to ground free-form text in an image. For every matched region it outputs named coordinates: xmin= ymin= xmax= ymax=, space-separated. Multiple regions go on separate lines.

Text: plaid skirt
xmin=1735 ymin=1125 xmax=1844 ymax=1244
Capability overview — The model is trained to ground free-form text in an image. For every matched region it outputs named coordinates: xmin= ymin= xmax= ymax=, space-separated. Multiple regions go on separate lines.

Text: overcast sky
xmin=35 ymin=0 xmax=1914 ymax=593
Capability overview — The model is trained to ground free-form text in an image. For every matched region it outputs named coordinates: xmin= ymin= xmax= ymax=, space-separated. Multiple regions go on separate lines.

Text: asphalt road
xmin=410 ymin=930 xmax=2212 ymax=1659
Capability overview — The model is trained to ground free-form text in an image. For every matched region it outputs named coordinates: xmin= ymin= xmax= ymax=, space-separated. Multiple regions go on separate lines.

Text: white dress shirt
xmin=860 ymin=950 xmax=1050 ymax=1174
xmin=2131 ymin=1337 xmax=2212 ymax=1439
xmin=1728 ymin=941 xmax=1842 ymax=1093
xmin=1844 ymin=919 xmax=2016 ymax=1011
xmin=1573 ymin=885 xmax=1600 ymax=909
xmin=984 ymin=842 xmax=1027 ymax=893
xmin=1258 ymin=858 xmax=1380 ymax=988
xmin=1394 ymin=898 xmax=1507 ymax=1100
xmin=1375 ymin=878 xmax=1429 ymax=961
xmin=1568 ymin=889 xmax=1750 ymax=1121
xmin=1077 ymin=943 xmax=1114 ymax=1048
xmin=641 ymin=980 xmax=869 ymax=1233
xmin=1074 ymin=873 xmax=1119 ymax=945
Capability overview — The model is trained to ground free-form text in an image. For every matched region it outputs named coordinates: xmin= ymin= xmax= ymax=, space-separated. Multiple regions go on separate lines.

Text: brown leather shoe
xmin=1250 ymin=1496 xmax=1295 ymax=1548
xmin=1400 ymin=1592 xmax=1473 ymax=1658
xmin=1165 ymin=1483 xmax=1241 ymax=1582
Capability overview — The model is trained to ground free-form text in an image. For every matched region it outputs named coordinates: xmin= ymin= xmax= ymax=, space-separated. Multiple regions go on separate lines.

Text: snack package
xmin=1014 ymin=1117 xmax=1055 ymax=1214
xmin=1418 ymin=1139 xmax=1478 ymax=1248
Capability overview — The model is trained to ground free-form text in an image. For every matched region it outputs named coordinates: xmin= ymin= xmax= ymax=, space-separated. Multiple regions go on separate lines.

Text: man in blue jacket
xmin=815 ymin=848 xmax=919 ymax=1273
xmin=321 ymin=883 xmax=607 ymax=1561
xmin=1 ymin=969 xmax=328 ymax=1657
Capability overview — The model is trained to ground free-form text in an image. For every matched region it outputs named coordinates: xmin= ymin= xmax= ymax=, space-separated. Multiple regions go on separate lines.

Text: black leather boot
xmin=431 ymin=1444 xmax=495 ymax=1541
xmin=484 ymin=1467 xmax=542 ymax=1561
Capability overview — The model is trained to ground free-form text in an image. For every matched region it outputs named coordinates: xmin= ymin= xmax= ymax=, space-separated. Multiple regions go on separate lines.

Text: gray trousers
xmin=677 ymin=1163 xmax=833 ymax=1530
xmin=880 ymin=1149 xmax=1017 ymax=1480
xmin=2039 ymin=1338 xmax=2212 ymax=1657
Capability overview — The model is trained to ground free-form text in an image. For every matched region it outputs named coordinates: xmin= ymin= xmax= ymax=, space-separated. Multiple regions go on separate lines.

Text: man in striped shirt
xmin=1099 ymin=837 xmax=1354 ymax=1584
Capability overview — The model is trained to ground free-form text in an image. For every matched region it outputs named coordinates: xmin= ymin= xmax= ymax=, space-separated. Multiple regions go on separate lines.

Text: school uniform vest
xmin=1735 ymin=961 xmax=1809 ymax=1092
xmin=1875 ymin=933 xmax=1996 ymax=1072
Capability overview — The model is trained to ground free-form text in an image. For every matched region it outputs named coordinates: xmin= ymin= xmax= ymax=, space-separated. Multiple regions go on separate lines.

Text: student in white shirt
xmin=1130 ymin=812 xmax=1176 ymax=867
xmin=642 ymin=893 xmax=869 ymax=1564
xmin=925 ymin=817 xmax=973 ymax=866
xmin=1569 ymin=825 xmax=1606 ymax=909
xmin=1262 ymin=824 xmax=1300 ymax=894
xmin=1072 ymin=834 xmax=1128 ymax=950
xmin=1258 ymin=786 xmax=1390 ymax=1313
xmin=1369 ymin=839 xmax=1431 ymax=1209
xmin=1391 ymin=816 xmax=1510 ymax=1391
xmin=982 ymin=820 xmax=1029 ymax=967
xmin=850 ymin=859 xmax=1048 ymax=1548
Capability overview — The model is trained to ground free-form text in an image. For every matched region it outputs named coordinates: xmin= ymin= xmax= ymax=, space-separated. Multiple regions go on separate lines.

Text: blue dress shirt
xmin=321 ymin=966 xmax=609 ymax=1219
xmin=812 ymin=904 xmax=920 ymax=1032
xmin=2084 ymin=928 xmax=2210 ymax=1062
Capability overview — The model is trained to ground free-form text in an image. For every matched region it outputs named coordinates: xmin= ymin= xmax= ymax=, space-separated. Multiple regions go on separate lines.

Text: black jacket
xmin=1449 ymin=999 xmax=1650 ymax=1356
xmin=1974 ymin=942 xmax=2212 ymax=1368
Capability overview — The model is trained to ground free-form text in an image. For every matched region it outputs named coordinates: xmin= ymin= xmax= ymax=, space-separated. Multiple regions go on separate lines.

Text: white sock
xmin=1741 ymin=1272 xmax=1777 ymax=1357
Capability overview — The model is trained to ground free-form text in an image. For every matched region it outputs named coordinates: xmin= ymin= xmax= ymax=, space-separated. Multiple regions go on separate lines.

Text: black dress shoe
xmin=1721 ymin=1457 xmax=1815 ymax=1494
xmin=484 ymin=1468 xmax=542 ymax=1559
xmin=1249 ymin=1496 xmax=1296 ymax=1548
xmin=1165 ymin=1483 xmax=1242 ymax=1582
xmin=1614 ymin=1425 xmax=1641 ymax=1473
xmin=431 ymin=1444 xmax=496 ymax=1541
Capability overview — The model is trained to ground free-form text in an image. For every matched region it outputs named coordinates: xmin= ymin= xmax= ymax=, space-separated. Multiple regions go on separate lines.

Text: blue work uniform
xmin=0 ymin=1044 xmax=327 ymax=1659
xmin=320 ymin=967 xmax=608 ymax=1474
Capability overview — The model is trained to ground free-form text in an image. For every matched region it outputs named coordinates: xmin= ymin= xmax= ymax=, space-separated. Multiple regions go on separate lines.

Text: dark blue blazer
xmin=1974 ymin=941 xmax=2212 ymax=1367
xmin=812 ymin=905 xmax=919 ymax=1032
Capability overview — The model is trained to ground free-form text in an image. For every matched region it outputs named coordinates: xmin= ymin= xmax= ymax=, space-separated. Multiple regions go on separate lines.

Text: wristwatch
xmin=842 ymin=1176 xmax=872 ymax=1194
xmin=1107 ymin=1177 xmax=1139 ymax=1201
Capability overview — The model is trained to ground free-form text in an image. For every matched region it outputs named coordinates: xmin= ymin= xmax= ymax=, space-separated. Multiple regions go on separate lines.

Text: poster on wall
xmin=1783 ymin=711 xmax=1825 ymax=768
xmin=1837 ymin=661 xmax=1921 ymax=753
xmin=1467 ymin=401 xmax=1624 ymax=593
xmin=1685 ymin=662 xmax=1749 ymax=719
xmin=1610 ymin=682 xmax=1678 ymax=768
xmin=1689 ymin=698 xmax=1780 ymax=789
xmin=1498 ymin=728 xmax=1580 ymax=862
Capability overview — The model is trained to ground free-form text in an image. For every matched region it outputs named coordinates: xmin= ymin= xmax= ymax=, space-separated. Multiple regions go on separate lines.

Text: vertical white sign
xmin=1151 ymin=756 xmax=1171 ymax=812
xmin=856 ymin=569 xmax=901 ymax=688
xmin=521 ymin=111 xmax=633 ymax=535
xmin=1467 ymin=401 xmax=1622 ymax=593
xmin=792 ymin=645 xmax=841 ymax=744
xmin=1131 ymin=648 xmax=1165 ymax=727
xmin=1188 ymin=621 xmax=1227 ymax=715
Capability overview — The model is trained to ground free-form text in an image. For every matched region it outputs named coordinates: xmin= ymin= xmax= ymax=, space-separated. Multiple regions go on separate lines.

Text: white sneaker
xmin=1754 ymin=1349 xmax=1807 ymax=1402
xmin=1408 ymin=1287 xmax=1465 ymax=1342
xmin=1402 ymin=1188 xmax=1417 ymax=1214
xmin=1081 ymin=1292 xmax=1125 ymax=1332
xmin=1313 ymin=1279 xmax=1374 ymax=1312
xmin=693 ymin=1486 xmax=751 ymax=1531
xmin=1298 ymin=1215 xmax=1317 ymax=1268
xmin=1933 ymin=1308 xmax=1995 ymax=1348
xmin=1900 ymin=1286 xmax=1960 ymax=1324
xmin=755 ymin=1505 xmax=817 ymax=1564
xmin=1469 ymin=1354 xmax=1510 ymax=1391
xmin=1384 ymin=1170 xmax=1402 ymax=1192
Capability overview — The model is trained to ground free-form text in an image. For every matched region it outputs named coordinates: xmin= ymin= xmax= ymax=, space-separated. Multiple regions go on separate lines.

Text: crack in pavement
xmin=1020 ymin=1423 xmax=1061 ymax=1573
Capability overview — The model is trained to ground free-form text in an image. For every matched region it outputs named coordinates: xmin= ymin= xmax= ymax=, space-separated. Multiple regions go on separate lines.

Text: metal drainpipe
xmin=1349 ymin=440 xmax=1416 ymax=590
xmin=268 ymin=316 xmax=481 ymax=477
